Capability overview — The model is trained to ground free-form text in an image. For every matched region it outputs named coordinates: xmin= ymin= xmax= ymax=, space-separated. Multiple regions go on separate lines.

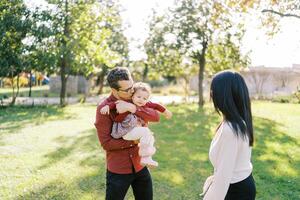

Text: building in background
xmin=241 ymin=64 xmax=300 ymax=99
xmin=189 ymin=64 xmax=300 ymax=99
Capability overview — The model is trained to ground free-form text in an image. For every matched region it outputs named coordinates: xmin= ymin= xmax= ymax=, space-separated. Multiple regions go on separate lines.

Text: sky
xmin=26 ymin=0 xmax=300 ymax=68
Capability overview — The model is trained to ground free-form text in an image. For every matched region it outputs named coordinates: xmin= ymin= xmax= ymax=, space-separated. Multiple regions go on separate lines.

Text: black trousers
xmin=225 ymin=174 xmax=256 ymax=200
xmin=106 ymin=167 xmax=153 ymax=200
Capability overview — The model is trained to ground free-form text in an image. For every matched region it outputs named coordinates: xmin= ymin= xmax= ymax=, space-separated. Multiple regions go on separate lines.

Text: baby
xmin=100 ymin=82 xmax=172 ymax=168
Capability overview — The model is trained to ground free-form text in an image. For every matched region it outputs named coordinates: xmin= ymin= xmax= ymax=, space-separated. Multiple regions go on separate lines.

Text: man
xmin=94 ymin=67 xmax=160 ymax=200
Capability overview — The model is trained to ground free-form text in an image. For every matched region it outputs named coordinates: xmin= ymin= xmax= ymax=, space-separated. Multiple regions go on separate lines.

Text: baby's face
xmin=132 ymin=89 xmax=149 ymax=107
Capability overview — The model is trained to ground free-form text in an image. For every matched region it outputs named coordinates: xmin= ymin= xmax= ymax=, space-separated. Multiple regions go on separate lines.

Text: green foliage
xmin=206 ymin=33 xmax=250 ymax=77
xmin=293 ymin=86 xmax=300 ymax=103
xmin=0 ymin=0 xmax=32 ymax=77
xmin=144 ymin=0 xmax=251 ymax=106
xmin=261 ymin=0 xmax=300 ymax=35
xmin=241 ymin=0 xmax=300 ymax=36
xmin=270 ymin=87 xmax=300 ymax=104
xmin=71 ymin=0 xmax=129 ymax=77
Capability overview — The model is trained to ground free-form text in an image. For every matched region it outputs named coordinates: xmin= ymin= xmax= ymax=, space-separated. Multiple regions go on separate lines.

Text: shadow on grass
xmin=38 ymin=128 xmax=102 ymax=170
xmin=252 ymin=117 xmax=300 ymax=200
xmin=14 ymin=127 xmax=106 ymax=200
xmin=0 ymin=106 xmax=73 ymax=145
xmin=147 ymin=104 xmax=220 ymax=199
xmin=14 ymin=175 xmax=106 ymax=200
xmin=15 ymin=180 xmax=75 ymax=200
xmin=13 ymin=104 xmax=300 ymax=200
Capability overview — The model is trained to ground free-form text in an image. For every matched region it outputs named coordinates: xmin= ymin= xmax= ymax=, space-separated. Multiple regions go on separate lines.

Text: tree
xmin=44 ymin=0 xmax=76 ymax=106
xmin=0 ymin=0 xmax=33 ymax=105
xmin=144 ymin=11 xmax=197 ymax=91
xmin=95 ymin=0 xmax=129 ymax=95
xmin=71 ymin=0 xmax=128 ymax=95
xmin=262 ymin=0 xmax=300 ymax=19
xmin=247 ymin=70 xmax=270 ymax=98
xmin=22 ymin=7 xmax=57 ymax=97
xmin=206 ymin=33 xmax=250 ymax=77
xmin=45 ymin=0 xmax=116 ymax=105
xmin=255 ymin=0 xmax=300 ymax=35
xmin=145 ymin=18 xmax=197 ymax=99
xmin=145 ymin=0 xmax=249 ymax=107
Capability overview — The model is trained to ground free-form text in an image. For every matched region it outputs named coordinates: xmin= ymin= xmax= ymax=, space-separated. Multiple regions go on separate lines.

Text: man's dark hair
xmin=107 ymin=67 xmax=131 ymax=90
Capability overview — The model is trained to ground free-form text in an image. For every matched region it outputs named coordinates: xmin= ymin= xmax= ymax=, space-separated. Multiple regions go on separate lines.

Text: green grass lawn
xmin=0 ymin=102 xmax=299 ymax=200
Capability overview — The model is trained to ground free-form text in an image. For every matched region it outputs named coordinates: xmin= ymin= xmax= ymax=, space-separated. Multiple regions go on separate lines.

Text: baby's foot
xmin=141 ymin=157 xmax=158 ymax=168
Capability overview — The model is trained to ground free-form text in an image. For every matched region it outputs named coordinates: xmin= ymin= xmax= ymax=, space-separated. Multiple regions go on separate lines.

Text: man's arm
xmin=94 ymin=105 xmax=135 ymax=151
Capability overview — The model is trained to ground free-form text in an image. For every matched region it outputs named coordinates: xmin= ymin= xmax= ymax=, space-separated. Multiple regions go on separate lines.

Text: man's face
xmin=114 ymin=78 xmax=134 ymax=100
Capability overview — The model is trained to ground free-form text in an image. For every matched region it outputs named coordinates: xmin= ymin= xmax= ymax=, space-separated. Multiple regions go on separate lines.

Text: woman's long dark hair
xmin=210 ymin=70 xmax=254 ymax=146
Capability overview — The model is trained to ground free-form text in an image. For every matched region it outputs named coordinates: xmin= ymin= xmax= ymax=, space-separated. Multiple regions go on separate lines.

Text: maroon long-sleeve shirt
xmin=94 ymin=94 xmax=160 ymax=174
xmin=106 ymin=101 xmax=166 ymax=123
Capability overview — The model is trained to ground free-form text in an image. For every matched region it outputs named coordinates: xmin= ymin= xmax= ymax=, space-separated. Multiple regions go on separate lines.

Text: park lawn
xmin=0 ymin=102 xmax=299 ymax=200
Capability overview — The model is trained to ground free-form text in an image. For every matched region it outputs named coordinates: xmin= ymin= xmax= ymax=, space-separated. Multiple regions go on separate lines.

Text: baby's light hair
xmin=133 ymin=82 xmax=151 ymax=95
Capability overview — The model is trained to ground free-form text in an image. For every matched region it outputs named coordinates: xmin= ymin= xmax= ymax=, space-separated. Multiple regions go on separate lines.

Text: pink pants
xmin=123 ymin=127 xmax=158 ymax=167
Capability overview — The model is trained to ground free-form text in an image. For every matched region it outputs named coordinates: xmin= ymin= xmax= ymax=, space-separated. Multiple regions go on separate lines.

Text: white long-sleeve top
xmin=203 ymin=121 xmax=253 ymax=200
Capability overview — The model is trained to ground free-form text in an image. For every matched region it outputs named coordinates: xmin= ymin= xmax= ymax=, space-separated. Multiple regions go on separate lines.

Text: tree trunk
xmin=142 ymin=64 xmax=149 ymax=82
xmin=60 ymin=62 xmax=67 ymax=106
xmin=97 ymin=67 xmax=108 ymax=95
xmin=183 ymin=76 xmax=190 ymax=102
xmin=60 ymin=0 xmax=69 ymax=107
xmin=29 ymin=71 xmax=32 ymax=97
xmin=35 ymin=72 xmax=38 ymax=86
xmin=11 ymin=74 xmax=20 ymax=106
xmin=97 ymin=72 xmax=105 ymax=95
xmin=198 ymin=60 xmax=204 ymax=107
xmin=197 ymin=41 xmax=207 ymax=107
xmin=11 ymin=70 xmax=15 ymax=105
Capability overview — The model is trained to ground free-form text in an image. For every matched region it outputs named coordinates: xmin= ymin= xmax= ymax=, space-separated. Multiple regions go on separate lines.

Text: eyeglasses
xmin=118 ymin=85 xmax=133 ymax=93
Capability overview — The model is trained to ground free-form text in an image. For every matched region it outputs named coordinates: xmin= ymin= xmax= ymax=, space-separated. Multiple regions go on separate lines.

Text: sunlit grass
xmin=0 ymin=101 xmax=299 ymax=199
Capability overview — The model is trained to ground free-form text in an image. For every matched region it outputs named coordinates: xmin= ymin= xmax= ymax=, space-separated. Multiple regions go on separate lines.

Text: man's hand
xmin=100 ymin=105 xmax=110 ymax=115
xmin=116 ymin=100 xmax=137 ymax=113
xmin=162 ymin=109 xmax=172 ymax=119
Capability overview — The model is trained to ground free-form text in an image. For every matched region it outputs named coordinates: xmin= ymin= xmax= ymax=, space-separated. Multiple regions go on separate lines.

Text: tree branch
xmin=262 ymin=9 xmax=300 ymax=19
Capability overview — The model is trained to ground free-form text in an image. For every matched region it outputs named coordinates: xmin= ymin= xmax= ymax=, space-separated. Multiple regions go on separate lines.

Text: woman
xmin=202 ymin=71 xmax=256 ymax=200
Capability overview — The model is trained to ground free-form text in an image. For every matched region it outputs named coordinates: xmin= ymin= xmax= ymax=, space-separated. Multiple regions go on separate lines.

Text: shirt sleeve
xmin=94 ymin=105 xmax=135 ymax=151
xmin=113 ymin=102 xmax=160 ymax=123
xmin=106 ymin=102 xmax=116 ymax=110
xmin=204 ymin=124 xmax=238 ymax=200
xmin=135 ymin=106 xmax=160 ymax=122
xmin=114 ymin=112 xmax=130 ymax=122
xmin=145 ymin=101 xmax=166 ymax=113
